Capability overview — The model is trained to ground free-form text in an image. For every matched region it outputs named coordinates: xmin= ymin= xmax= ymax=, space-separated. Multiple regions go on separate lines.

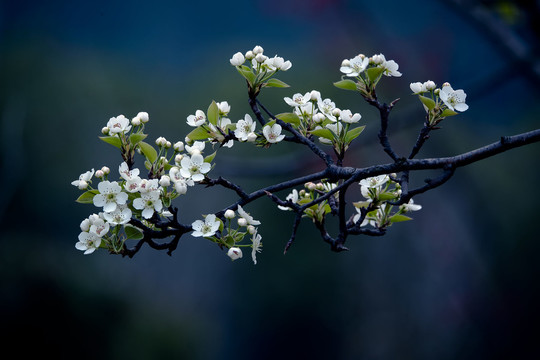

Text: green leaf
xmin=344 ymin=125 xmax=366 ymax=144
xmin=186 ymin=126 xmax=211 ymax=141
xmin=441 ymin=109 xmax=458 ymax=117
xmin=310 ymin=128 xmax=334 ymax=141
xmin=129 ymin=133 xmax=147 ymax=145
xmin=207 ymin=101 xmax=219 ymax=126
xmin=236 ymin=65 xmax=255 ymax=84
xmin=75 ymin=190 xmax=99 ymax=204
xmin=204 ymin=151 xmax=217 ymax=163
xmin=138 ymin=141 xmax=158 ymax=163
xmin=418 ymin=95 xmax=436 ymax=111
xmin=124 ymin=224 xmax=144 ymax=240
xmin=276 ymin=112 xmax=301 ymax=127
xmin=389 ymin=214 xmax=412 ymax=223
xmin=365 ymin=67 xmax=384 ymax=83
xmin=99 ymin=136 xmax=122 ymax=149
xmin=264 ymin=78 xmax=290 ymax=88
xmin=333 ymin=79 xmax=358 ymax=91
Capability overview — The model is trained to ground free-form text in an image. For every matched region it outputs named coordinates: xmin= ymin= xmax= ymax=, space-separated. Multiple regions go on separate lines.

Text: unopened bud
xmin=175 ymin=182 xmax=187 ymax=195
xmin=442 ymin=82 xmax=451 ymax=88
xmin=78 ymin=180 xmax=88 ymax=190
xmin=137 ymin=112 xmax=149 ymax=123
xmin=332 ymin=108 xmax=341 ymax=117
xmin=245 ymin=50 xmax=255 ymax=60
xmin=313 ymin=113 xmax=325 ymax=124
xmin=341 ymin=59 xmax=350 ymax=67
xmin=227 ymin=247 xmax=243 ymax=261
xmin=80 ymin=219 xmax=91 ymax=232
xmin=255 ymin=54 xmax=267 ymax=63
xmin=247 ymin=225 xmax=256 ymax=234
xmin=237 ymin=218 xmax=248 ymax=227
xmin=175 ymin=154 xmax=183 ymax=164
xmin=253 ymin=45 xmax=264 ymax=54
xmin=101 ymin=166 xmax=110 ymax=174
xmin=247 ymin=132 xmax=257 ymax=142
xmin=305 ymin=182 xmax=316 ymax=191
xmin=173 ymin=141 xmax=184 ymax=152
xmin=224 ymin=209 xmax=235 ymax=219
xmin=165 ymin=141 xmax=172 ymax=148
xmin=310 ymin=90 xmax=321 ymax=101
xmin=101 ymin=127 xmax=109 ymax=135
xmin=95 ymin=170 xmax=104 ymax=178
xmin=131 ymin=117 xmax=141 ymax=126
xmin=424 ymin=80 xmax=436 ymax=91
xmin=159 ymin=175 xmax=171 ymax=187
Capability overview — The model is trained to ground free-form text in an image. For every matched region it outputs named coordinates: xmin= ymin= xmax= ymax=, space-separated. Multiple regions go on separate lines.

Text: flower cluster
xmin=334 ymin=53 xmax=401 ymax=99
xmin=230 ymin=45 xmax=292 ymax=97
xmin=191 ymin=206 xmax=263 ymax=264
xmin=353 ymin=175 xmax=421 ymax=229
xmin=409 ymin=81 xmax=469 ymax=125
xmin=278 ymin=180 xmax=338 ymax=224
xmin=282 ymin=90 xmax=364 ymax=157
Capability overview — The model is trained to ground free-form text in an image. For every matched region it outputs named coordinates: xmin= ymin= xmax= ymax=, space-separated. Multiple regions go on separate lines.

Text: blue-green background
xmin=1 ymin=0 xmax=539 ymax=358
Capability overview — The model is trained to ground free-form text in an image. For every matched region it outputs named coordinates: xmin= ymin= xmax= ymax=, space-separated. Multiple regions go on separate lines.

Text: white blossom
xmin=180 ymin=153 xmax=211 ymax=182
xmin=340 ymin=109 xmax=362 ymax=124
xmin=71 ymin=169 xmax=95 ymax=189
xmin=237 ymin=205 xmax=261 ymax=225
xmin=251 ymin=231 xmax=263 ymax=265
xmin=284 ymin=92 xmax=311 ymax=107
xmin=380 ymin=59 xmax=402 ymax=77
xmin=400 ymin=199 xmax=422 ymax=212
xmin=264 ymin=56 xmax=292 ymax=71
xmin=138 ymin=179 xmax=160 ymax=194
xmin=133 ymin=190 xmax=163 ymax=219
xmin=317 ymin=98 xmax=337 ymax=121
xmin=186 ymin=110 xmax=206 ymax=127
xmin=185 ymin=141 xmax=206 ymax=155
xmin=118 ymin=162 xmax=140 ymax=181
xmin=217 ymin=101 xmax=231 ymax=115
xmin=89 ymin=218 xmax=110 ymax=237
xmin=230 ymin=52 xmax=245 ymax=66
xmin=278 ymin=189 xmax=299 ymax=211
xmin=191 ymin=214 xmax=220 ymax=237
xmin=234 ymin=114 xmax=256 ymax=141
xmin=103 ymin=205 xmax=132 ymax=225
xmin=439 ymin=84 xmax=469 ymax=112
xmin=410 ymin=82 xmax=426 ymax=94
xmin=107 ymin=115 xmax=132 ymax=134
xmin=340 ymin=55 xmax=369 ymax=77
xmin=75 ymin=232 xmax=101 ymax=255
xmin=263 ymin=124 xmax=285 ymax=143
xmin=93 ymin=181 xmax=128 ymax=212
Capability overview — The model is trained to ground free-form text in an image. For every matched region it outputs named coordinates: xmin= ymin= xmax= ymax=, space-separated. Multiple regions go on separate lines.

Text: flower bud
xmin=305 ymin=182 xmax=316 ymax=191
xmin=246 ymin=132 xmax=257 ymax=142
xmin=255 ymin=54 xmax=267 ymax=63
xmin=185 ymin=136 xmax=192 ymax=145
xmin=229 ymin=52 xmax=245 ymax=66
xmin=159 ymin=175 xmax=171 ymax=187
xmin=237 ymin=218 xmax=248 ymax=227
xmin=332 ymin=108 xmax=341 ymax=117
xmin=95 ymin=170 xmax=104 ymax=178
xmin=247 ymin=225 xmax=256 ymax=234
xmin=175 ymin=182 xmax=187 ymax=195
xmin=80 ymin=218 xmax=91 ymax=232
xmin=160 ymin=156 xmax=168 ymax=164
xmin=245 ymin=50 xmax=255 ymax=60
xmin=173 ymin=141 xmax=184 ymax=152
xmin=299 ymin=189 xmax=306 ymax=197
xmin=442 ymin=82 xmax=451 ymax=88
xmin=424 ymin=80 xmax=436 ymax=91
xmin=175 ymin=154 xmax=183 ymax=164
xmin=101 ymin=127 xmax=110 ymax=135
xmin=371 ymin=54 xmax=384 ymax=65
xmin=77 ymin=180 xmax=88 ymax=190
xmin=313 ymin=113 xmax=325 ymax=124
xmin=227 ymin=247 xmax=243 ymax=261
xmin=165 ymin=141 xmax=172 ymax=148
xmin=310 ymin=90 xmax=321 ymax=101
xmin=131 ymin=116 xmax=141 ymax=126
xmin=253 ymin=45 xmax=264 ymax=54
xmin=224 ymin=209 xmax=235 ymax=219
xmin=101 ymin=166 xmax=110 ymax=174
xmin=409 ymin=82 xmax=424 ymax=94
xmin=341 ymin=59 xmax=350 ymax=67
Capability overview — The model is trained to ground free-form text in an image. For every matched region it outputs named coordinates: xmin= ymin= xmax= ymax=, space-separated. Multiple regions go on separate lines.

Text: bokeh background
xmin=1 ymin=0 xmax=539 ymax=359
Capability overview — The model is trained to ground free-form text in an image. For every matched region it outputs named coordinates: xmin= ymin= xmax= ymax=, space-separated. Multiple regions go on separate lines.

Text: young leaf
xmin=366 ymin=67 xmax=384 ymax=83
xmin=236 ymin=65 xmax=255 ymax=84
xmin=99 ymin=136 xmax=122 ymax=149
xmin=204 ymin=151 xmax=217 ymax=163
xmin=389 ymin=214 xmax=412 ymax=223
xmin=276 ymin=112 xmax=301 ymax=127
xmin=138 ymin=141 xmax=158 ymax=163
xmin=441 ymin=109 xmax=458 ymax=117
xmin=75 ymin=190 xmax=99 ymax=204
xmin=344 ymin=125 xmax=366 ymax=144
xmin=310 ymin=128 xmax=334 ymax=141
xmin=264 ymin=78 xmax=290 ymax=88
xmin=333 ymin=79 xmax=358 ymax=91
xmin=186 ymin=126 xmax=211 ymax=141
xmin=129 ymin=133 xmax=147 ymax=145
xmin=418 ymin=95 xmax=436 ymax=111
xmin=124 ymin=224 xmax=144 ymax=240
xmin=207 ymin=101 xmax=219 ymax=126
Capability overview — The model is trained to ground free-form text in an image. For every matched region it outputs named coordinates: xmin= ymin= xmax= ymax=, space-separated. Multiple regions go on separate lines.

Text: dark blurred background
xmin=1 ymin=0 xmax=540 ymax=359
